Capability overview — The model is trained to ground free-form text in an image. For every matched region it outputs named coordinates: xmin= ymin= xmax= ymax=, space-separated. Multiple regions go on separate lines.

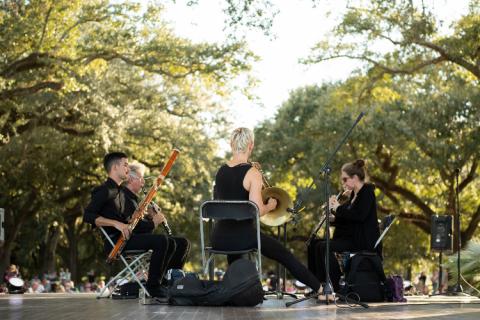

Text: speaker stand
xmin=447 ymin=169 xmax=470 ymax=297
xmin=430 ymin=250 xmax=445 ymax=296
xmin=438 ymin=250 xmax=444 ymax=294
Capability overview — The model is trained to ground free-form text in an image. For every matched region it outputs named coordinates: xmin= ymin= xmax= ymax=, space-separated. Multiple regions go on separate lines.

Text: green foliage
xmin=445 ymin=241 xmax=480 ymax=295
xmin=254 ymin=64 xmax=480 ymax=270
xmin=0 ymin=0 xmax=253 ymax=281
xmin=306 ymin=0 xmax=480 ymax=94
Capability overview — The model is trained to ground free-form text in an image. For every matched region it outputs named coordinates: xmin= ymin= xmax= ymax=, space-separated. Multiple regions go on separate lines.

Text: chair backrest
xmin=199 ymin=200 xmax=261 ymax=273
xmin=200 ymin=200 xmax=259 ymax=221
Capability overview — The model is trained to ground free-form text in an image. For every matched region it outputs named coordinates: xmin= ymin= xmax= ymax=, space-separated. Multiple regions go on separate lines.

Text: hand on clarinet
xmin=152 ymin=212 xmax=166 ymax=228
xmin=145 ymin=206 xmax=156 ymax=220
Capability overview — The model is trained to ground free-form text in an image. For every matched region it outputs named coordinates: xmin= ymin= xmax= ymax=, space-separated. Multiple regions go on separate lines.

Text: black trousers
xmin=167 ymin=236 xmax=190 ymax=270
xmin=213 ymin=229 xmax=321 ymax=292
xmin=123 ymin=233 xmax=174 ymax=288
xmin=107 ymin=233 xmax=190 ymax=289
xmin=307 ymin=238 xmax=355 ymax=292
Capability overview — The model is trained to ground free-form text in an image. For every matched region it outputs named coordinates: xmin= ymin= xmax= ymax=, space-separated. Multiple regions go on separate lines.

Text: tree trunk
xmin=0 ymin=245 xmax=12 ymax=284
xmin=0 ymin=208 xmax=30 ymax=282
xmin=64 ymin=218 xmax=79 ymax=283
xmin=40 ymin=224 xmax=61 ymax=274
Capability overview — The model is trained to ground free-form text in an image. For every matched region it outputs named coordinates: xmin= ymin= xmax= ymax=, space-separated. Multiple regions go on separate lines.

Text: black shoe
xmin=147 ymin=285 xmax=169 ymax=300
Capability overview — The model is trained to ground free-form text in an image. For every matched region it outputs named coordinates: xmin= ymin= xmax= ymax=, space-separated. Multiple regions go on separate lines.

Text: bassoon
xmin=106 ymin=149 xmax=180 ymax=263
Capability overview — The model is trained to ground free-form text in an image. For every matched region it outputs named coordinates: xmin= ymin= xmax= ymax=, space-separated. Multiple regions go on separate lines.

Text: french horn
xmin=251 ymin=162 xmax=293 ymax=227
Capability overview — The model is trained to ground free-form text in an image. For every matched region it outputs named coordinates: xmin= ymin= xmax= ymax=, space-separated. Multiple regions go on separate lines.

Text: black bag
xmin=342 ymin=252 xmax=386 ymax=302
xmin=169 ymin=258 xmax=263 ymax=306
xmin=111 ymin=282 xmax=139 ymax=299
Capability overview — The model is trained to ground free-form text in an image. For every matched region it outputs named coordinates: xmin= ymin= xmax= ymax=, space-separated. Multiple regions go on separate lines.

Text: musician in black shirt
xmin=212 ymin=127 xmax=321 ymax=294
xmin=123 ymin=162 xmax=190 ymax=272
xmin=308 ymin=159 xmax=380 ymax=292
xmin=83 ymin=152 xmax=175 ymax=298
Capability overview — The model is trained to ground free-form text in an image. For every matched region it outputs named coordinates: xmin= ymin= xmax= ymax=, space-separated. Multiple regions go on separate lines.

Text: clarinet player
xmin=123 ymin=162 xmax=190 ymax=279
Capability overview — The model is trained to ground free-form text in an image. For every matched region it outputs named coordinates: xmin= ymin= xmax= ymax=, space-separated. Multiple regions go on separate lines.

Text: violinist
xmin=307 ymin=159 xmax=380 ymax=292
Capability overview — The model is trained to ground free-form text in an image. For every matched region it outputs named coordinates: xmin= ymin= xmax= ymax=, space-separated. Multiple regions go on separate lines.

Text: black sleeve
xmin=83 ymin=186 xmax=108 ymax=226
xmin=335 ymin=188 xmax=374 ymax=223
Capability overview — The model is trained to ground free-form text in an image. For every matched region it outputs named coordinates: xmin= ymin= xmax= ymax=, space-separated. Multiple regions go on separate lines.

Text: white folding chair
xmin=199 ymin=200 xmax=262 ymax=280
xmin=96 ymin=227 xmax=152 ymax=301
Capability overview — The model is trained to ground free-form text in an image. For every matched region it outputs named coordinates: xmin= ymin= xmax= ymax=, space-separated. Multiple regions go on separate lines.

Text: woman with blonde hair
xmin=212 ymin=127 xmax=321 ymax=295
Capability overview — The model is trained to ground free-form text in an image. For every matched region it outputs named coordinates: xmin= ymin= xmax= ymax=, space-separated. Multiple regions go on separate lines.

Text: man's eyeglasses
xmin=130 ymin=173 xmax=144 ymax=181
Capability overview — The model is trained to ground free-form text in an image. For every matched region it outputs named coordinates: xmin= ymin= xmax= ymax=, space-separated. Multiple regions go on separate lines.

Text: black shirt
xmin=211 ymin=163 xmax=255 ymax=250
xmin=214 ymin=163 xmax=252 ymax=200
xmin=334 ymin=183 xmax=380 ymax=251
xmin=83 ymin=177 xmax=127 ymax=236
xmin=122 ymin=186 xmax=155 ymax=234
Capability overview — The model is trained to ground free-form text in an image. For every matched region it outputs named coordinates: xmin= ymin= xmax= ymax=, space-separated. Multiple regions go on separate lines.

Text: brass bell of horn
xmin=260 ymin=187 xmax=293 ymax=227
xmin=251 ymin=162 xmax=293 ymax=227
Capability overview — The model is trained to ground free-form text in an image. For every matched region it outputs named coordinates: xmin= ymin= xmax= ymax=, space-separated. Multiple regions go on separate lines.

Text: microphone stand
xmin=286 ymin=112 xmax=367 ymax=308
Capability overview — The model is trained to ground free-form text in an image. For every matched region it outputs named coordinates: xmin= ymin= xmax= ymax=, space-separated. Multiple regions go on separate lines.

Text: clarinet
xmin=149 ymin=200 xmax=173 ymax=236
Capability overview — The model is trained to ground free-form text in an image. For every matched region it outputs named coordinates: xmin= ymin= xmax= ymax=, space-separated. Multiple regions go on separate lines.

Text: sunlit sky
xmin=162 ymin=0 xmax=469 ymax=132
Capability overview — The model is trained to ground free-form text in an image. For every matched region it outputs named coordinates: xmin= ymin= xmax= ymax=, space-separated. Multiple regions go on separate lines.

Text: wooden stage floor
xmin=1 ymin=293 xmax=480 ymax=320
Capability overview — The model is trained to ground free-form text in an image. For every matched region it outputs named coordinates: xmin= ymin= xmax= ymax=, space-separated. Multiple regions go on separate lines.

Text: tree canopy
xmin=306 ymin=0 xmax=480 ymax=99
xmin=254 ymin=63 xmax=480 ymax=273
xmin=0 ymin=0 xmax=253 ymax=281
xmin=1 ymin=0 xmax=479 ymax=285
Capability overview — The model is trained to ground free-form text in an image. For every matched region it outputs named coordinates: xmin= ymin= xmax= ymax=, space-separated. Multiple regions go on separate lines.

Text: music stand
xmin=286 ymin=112 xmax=367 ymax=308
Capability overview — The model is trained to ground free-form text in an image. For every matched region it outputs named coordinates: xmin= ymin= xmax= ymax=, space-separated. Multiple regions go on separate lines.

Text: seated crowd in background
xmin=0 ymin=264 xmax=105 ymax=294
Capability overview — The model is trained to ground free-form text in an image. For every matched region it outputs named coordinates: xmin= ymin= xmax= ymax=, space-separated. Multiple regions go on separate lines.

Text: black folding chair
xmin=199 ymin=200 xmax=262 ymax=280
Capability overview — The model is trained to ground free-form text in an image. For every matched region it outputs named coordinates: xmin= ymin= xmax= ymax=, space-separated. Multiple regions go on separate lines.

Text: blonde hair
xmin=230 ymin=127 xmax=254 ymax=154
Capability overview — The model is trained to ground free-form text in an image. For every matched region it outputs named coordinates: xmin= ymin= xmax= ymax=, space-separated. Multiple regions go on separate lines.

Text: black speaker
xmin=431 ymin=215 xmax=452 ymax=251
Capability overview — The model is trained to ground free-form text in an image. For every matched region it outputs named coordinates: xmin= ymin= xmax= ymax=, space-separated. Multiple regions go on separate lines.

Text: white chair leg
xmin=97 ymin=252 xmax=152 ymax=299
xmin=204 ymin=254 xmax=214 ymax=276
